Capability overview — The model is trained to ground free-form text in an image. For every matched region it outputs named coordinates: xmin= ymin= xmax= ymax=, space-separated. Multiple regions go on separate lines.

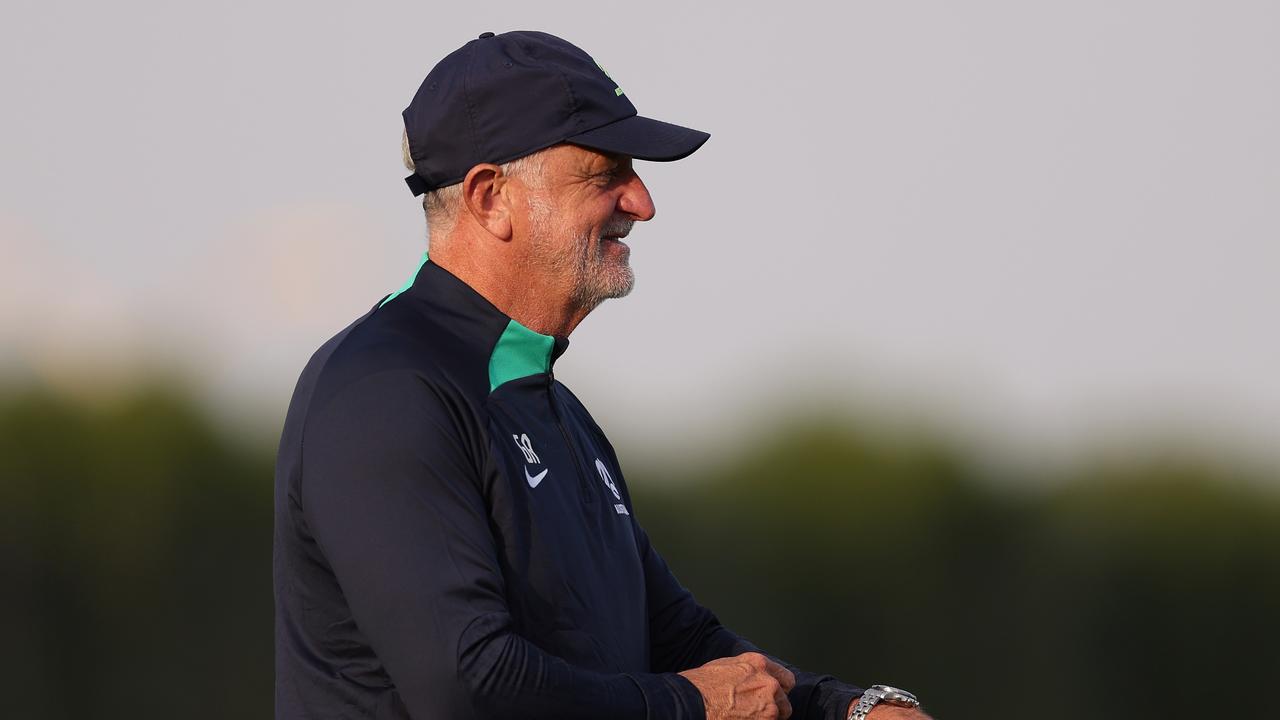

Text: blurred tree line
xmin=2 ymin=384 xmax=1277 ymax=719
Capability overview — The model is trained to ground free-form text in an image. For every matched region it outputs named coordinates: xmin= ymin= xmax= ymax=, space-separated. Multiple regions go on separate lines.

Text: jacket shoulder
xmin=307 ymin=301 xmax=490 ymax=411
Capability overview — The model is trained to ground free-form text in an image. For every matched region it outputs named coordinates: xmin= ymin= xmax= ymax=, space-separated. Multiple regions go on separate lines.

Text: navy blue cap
xmin=402 ymin=30 xmax=711 ymax=196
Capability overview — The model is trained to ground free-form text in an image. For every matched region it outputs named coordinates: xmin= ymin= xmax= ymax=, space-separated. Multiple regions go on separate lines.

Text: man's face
xmin=514 ymin=144 xmax=656 ymax=310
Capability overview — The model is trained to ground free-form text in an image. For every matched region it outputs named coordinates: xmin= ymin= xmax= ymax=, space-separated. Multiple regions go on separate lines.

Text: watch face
xmin=870 ymin=685 xmax=920 ymax=707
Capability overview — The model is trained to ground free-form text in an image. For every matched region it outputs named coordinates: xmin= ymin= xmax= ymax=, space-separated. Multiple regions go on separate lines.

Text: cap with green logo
xmin=403 ymin=30 xmax=711 ymax=196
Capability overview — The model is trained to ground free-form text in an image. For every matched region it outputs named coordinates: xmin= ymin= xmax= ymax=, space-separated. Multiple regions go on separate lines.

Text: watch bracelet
xmin=846 ymin=693 xmax=878 ymax=720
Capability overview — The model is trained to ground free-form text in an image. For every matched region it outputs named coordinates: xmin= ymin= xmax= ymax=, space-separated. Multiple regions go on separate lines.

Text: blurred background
xmin=2 ymin=2 xmax=1277 ymax=719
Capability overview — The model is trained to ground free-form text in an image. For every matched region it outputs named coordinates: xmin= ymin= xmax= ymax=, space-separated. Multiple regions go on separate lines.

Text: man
xmin=274 ymin=30 xmax=931 ymax=720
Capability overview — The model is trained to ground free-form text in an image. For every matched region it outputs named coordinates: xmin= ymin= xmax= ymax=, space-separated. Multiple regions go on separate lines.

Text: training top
xmin=273 ymin=256 xmax=864 ymax=719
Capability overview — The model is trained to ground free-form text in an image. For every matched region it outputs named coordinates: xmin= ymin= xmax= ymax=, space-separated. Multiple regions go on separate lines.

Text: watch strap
xmin=847 ymin=693 xmax=878 ymax=720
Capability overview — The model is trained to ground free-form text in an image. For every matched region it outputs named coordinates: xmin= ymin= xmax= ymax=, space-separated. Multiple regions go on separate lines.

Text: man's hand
xmin=847 ymin=699 xmax=934 ymax=720
xmin=678 ymin=652 xmax=796 ymax=719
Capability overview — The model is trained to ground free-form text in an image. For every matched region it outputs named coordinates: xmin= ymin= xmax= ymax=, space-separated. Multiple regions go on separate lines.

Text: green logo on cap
xmin=594 ymin=59 xmax=624 ymax=97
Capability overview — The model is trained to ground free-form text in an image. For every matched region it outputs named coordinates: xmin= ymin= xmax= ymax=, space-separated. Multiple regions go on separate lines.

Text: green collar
xmin=488 ymin=319 xmax=555 ymax=393
xmin=378 ymin=251 xmax=560 ymax=393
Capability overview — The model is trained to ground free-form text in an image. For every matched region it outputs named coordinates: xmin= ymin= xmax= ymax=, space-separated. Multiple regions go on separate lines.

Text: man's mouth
xmin=600 ymin=229 xmax=630 ymax=251
xmin=599 ymin=218 xmax=635 ymax=257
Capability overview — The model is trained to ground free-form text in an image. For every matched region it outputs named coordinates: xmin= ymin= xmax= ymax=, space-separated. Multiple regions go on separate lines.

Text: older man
xmin=274 ymin=31 xmax=930 ymax=720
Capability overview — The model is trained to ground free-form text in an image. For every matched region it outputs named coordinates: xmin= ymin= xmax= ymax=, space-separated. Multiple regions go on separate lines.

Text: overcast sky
xmin=2 ymin=1 xmax=1277 ymax=469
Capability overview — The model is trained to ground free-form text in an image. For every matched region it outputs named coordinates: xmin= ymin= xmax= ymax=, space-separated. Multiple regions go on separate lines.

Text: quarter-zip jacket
xmin=274 ymin=256 xmax=863 ymax=719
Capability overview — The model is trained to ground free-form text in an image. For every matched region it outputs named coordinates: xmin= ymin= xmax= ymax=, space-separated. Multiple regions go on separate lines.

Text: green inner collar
xmin=489 ymin=319 xmax=554 ymax=393
xmin=380 ymin=251 xmax=557 ymax=393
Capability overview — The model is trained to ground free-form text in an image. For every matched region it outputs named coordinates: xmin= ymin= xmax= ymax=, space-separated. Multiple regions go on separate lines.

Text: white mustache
xmin=601 ymin=219 xmax=635 ymax=239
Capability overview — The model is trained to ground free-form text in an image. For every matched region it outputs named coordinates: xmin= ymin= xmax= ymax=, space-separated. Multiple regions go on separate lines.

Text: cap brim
xmin=566 ymin=115 xmax=710 ymax=162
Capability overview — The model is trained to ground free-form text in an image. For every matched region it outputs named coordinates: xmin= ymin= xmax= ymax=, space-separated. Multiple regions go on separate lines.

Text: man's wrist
xmin=849 ymin=681 xmax=921 ymax=717
xmin=844 ymin=685 xmax=924 ymax=719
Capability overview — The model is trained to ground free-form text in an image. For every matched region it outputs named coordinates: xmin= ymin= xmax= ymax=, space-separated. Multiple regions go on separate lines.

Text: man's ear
xmin=460 ymin=164 xmax=512 ymax=240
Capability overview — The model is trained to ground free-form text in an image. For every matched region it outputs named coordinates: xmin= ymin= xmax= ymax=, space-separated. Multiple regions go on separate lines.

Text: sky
xmin=2 ymin=1 xmax=1277 ymax=470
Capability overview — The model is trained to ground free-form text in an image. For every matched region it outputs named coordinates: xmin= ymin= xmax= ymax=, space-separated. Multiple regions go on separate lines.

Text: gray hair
xmin=402 ymin=129 xmax=547 ymax=241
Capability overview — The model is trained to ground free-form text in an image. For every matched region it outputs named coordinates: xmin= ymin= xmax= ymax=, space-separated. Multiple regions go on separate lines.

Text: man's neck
xmin=431 ymin=246 xmax=595 ymax=338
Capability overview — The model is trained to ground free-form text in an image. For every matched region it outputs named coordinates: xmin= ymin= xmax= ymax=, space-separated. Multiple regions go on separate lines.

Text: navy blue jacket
xmin=274 ymin=256 xmax=863 ymax=719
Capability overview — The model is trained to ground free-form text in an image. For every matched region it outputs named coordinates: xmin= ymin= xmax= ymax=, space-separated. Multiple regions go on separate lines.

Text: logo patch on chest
xmin=595 ymin=458 xmax=628 ymax=514
xmin=513 ymin=433 xmax=541 ymax=463
xmin=515 ymin=433 xmax=547 ymax=488
xmin=524 ymin=466 xmax=549 ymax=488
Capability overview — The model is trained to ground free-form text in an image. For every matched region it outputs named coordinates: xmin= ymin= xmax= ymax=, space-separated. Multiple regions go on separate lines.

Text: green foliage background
xmin=3 ymin=385 xmax=1277 ymax=719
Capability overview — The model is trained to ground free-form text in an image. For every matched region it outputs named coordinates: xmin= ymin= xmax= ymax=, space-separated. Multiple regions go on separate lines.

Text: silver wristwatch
xmin=846 ymin=684 xmax=920 ymax=720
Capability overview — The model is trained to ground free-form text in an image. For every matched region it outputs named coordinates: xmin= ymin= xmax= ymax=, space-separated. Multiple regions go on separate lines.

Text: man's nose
xmin=617 ymin=171 xmax=656 ymax=221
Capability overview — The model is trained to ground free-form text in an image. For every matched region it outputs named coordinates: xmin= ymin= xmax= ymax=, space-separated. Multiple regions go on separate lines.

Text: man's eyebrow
xmin=582 ymin=162 xmax=621 ymax=179
xmin=572 ymin=154 xmax=628 ymax=180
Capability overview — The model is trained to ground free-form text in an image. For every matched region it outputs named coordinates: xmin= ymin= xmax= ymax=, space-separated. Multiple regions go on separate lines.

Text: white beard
xmin=525 ymin=195 xmax=635 ymax=309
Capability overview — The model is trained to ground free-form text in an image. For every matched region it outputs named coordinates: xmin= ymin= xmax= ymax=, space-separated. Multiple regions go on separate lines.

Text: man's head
xmin=407 ymin=138 xmax=654 ymax=314
xmin=400 ymin=30 xmax=706 ymax=331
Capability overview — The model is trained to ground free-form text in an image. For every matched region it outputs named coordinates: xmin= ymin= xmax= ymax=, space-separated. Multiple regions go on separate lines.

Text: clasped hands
xmin=678 ymin=652 xmax=933 ymax=720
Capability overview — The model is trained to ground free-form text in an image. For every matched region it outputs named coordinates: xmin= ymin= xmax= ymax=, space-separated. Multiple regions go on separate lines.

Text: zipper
xmin=547 ymin=370 xmax=593 ymax=503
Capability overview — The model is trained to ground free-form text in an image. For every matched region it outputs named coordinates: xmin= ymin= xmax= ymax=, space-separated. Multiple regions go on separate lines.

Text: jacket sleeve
xmin=635 ymin=522 xmax=865 ymax=720
xmin=300 ymin=370 xmax=705 ymax=720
